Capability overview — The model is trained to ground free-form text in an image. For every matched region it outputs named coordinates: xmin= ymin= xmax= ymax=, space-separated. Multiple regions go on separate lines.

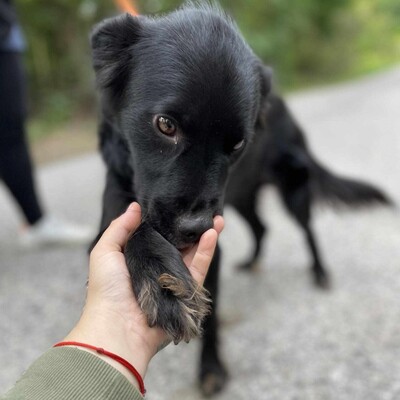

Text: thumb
xmin=187 ymin=228 xmax=218 ymax=286
xmin=93 ymin=202 xmax=142 ymax=257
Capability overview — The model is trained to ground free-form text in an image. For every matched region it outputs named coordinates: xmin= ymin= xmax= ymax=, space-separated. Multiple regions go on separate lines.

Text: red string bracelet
xmin=53 ymin=341 xmax=146 ymax=396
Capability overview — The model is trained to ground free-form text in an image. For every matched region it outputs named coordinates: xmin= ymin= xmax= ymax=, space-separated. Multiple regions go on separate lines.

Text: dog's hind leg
xmin=199 ymin=244 xmax=229 ymax=396
xmin=279 ymin=184 xmax=331 ymax=289
xmin=303 ymin=222 xmax=330 ymax=288
xmin=232 ymin=193 xmax=266 ymax=272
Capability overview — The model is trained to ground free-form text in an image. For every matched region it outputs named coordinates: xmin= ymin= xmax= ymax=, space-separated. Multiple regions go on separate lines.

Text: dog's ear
xmin=91 ymin=13 xmax=142 ymax=98
xmin=256 ymin=64 xmax=273 ymax=128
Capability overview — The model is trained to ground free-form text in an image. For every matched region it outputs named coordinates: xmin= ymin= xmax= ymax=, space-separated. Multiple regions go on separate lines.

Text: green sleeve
xmin=2 ymin=347 xmax=143 ymax=400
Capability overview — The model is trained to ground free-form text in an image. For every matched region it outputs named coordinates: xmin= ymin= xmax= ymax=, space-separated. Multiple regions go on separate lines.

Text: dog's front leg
xmin=125 ymin=221 xmax=211 ymax=344
xmin=199 ymin=244 xmax=229 ymax=395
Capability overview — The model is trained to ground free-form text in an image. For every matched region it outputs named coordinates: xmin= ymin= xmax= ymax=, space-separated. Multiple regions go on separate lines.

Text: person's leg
xmin=0 ymin=51 xmax=44 ymax=225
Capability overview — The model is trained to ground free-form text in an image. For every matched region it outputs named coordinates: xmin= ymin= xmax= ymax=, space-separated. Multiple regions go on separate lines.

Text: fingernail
xmin=127 ymin=202 xmax=139 ymax=211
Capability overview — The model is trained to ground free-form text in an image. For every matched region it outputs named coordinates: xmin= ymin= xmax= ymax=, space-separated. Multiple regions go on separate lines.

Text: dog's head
xmin=91 ymin=5 xmax=271 ymax=249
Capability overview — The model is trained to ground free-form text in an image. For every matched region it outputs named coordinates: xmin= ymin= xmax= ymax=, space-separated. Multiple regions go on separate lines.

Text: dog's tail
xmin=265 ymin=93 xmax=392 ymax=209
xmin=310 ymin=159 xmax=391 ymax=208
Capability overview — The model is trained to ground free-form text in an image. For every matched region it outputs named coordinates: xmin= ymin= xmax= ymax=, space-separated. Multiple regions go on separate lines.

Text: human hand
xmin=63 ymin=202 xmax=223 ymax=388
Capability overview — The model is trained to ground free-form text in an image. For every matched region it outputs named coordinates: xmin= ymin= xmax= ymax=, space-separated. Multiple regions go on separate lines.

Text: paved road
xmin=1 ymin=67 xmax=399 ymax=399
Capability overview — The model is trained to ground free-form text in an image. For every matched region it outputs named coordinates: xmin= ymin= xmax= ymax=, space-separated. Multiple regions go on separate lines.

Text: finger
xmin=187 ymin=228 xmax=218 ymax=285
xmin=94 ymin=202 xmax=142 ymax=255
xmin=213 ymin=215 xmax=224 ymax=235
xmin=181 ymin=216 xmax=223 ymax=266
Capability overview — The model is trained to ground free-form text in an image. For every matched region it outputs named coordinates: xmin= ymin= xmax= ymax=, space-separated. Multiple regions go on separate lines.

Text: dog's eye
xmin=233 ymin=139 xmax=245 ymax=151
xmin=156 ymin=116 xmax=176 ymax=136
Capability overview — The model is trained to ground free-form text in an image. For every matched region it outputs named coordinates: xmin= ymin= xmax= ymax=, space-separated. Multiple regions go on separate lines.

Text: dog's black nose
xmin=178 ymin=215 xmax=213 ymax=243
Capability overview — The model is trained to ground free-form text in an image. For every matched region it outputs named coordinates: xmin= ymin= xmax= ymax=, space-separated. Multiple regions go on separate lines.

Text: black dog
xmin=226 ymin=93 xmax=390 ymax=288
xmin=90 ymin=4 xmax=271 ymax=395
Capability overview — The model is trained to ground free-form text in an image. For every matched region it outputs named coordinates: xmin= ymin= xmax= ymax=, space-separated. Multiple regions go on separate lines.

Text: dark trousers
xmin=0 ymin=51 xmax=43 ymax=225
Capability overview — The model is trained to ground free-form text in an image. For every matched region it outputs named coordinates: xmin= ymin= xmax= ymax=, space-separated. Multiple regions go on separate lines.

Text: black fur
xmin=91 ymin=5 xmax=271 ymax=395
xmin=226 ymin=93 xmax=391 ymax=287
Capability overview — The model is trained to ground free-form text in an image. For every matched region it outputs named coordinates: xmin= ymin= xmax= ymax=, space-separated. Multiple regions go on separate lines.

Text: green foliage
xmin=17 ymin=0 xmax=114 ymax=121
xmin=15 ymin=0 xmax=400 ymax=122
xmin=139 ymin=0 xmax=400 ymax=88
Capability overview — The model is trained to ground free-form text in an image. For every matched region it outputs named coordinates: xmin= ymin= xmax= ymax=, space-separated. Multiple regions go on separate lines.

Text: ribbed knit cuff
xmin=2 ymin=347 xmax=143 ymax=400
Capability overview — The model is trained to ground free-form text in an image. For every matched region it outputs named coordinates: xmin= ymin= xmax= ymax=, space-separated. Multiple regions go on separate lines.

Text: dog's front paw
xmin=200 ymin=353 xmax=229 ymax=396
xmin=125 ymin=222 xmax=211 ymax=343
xmin=152 ymin=272 xmax=211 ymax=343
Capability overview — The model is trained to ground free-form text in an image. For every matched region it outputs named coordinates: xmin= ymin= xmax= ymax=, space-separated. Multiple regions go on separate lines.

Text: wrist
xmin=63 ymin=305 xmax=156 ymax=385
xmin=54 ymin=341 xmax=146 ymax=394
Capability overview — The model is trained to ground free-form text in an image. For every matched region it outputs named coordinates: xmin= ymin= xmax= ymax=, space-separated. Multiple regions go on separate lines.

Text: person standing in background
xmin=0 ymin=0 xmax=93 ymax=247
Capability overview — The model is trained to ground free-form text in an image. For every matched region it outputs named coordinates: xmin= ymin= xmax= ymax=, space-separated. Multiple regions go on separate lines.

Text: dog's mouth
xmin=153 ymin=226 xmax=197 ymax=252
xmin=176 ymin=242 xmax=196 ymax=252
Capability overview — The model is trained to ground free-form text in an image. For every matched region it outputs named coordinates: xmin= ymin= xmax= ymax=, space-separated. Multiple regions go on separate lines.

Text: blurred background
xmin=15 ymin=0 xmax=400 ymax=163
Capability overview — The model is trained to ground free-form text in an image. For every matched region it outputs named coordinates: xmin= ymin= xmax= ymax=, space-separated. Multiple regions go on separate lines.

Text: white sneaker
xmin=19 ymin=215 xmax=95 ymax=248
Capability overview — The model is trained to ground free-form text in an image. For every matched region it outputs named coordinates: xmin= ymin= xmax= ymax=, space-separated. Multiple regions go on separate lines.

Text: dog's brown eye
xmin=156 ymin=116 xmax=176 ymax=136
xmin=233 ymin=139 xmax=245 ymax=151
